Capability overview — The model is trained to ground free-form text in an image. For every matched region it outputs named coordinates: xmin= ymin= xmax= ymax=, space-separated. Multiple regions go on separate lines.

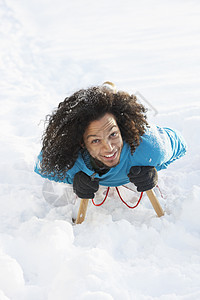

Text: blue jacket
xmin=34 ymin=125 xmax=187 ymax=187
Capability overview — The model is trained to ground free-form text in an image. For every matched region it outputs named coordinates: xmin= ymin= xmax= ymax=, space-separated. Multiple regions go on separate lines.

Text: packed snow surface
xmin=0 ymin=0 xmax=200 ymax=299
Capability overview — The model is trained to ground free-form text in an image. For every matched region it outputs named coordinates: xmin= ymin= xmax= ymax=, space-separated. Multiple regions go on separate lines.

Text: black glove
xmin=128 ymin=166 xmax=158 ymax=192
xmin=73 ymin=171 xmax=99 ymax=199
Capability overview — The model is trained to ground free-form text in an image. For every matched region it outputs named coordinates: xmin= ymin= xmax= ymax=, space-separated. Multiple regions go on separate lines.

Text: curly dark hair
xmin=40 ymin=85 xmax=148 ymax=179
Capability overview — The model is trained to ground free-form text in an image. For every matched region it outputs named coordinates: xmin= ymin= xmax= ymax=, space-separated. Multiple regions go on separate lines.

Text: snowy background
xmin=0 ymin=0 xmax=200 ymax=299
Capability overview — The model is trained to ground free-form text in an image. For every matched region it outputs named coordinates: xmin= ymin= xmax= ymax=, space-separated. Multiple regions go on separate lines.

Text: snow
xmin=0 ymin=0 xmax=200 ymax=299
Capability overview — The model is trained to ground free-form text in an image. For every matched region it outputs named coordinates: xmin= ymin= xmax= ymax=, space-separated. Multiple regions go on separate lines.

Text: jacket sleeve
xmin=34 ymin=152 xmax=74 ymax=184
xmin=157 ymin=126 xmax=187 ymax=170
xmin=142 ymin=125 xmax=187 ymax=171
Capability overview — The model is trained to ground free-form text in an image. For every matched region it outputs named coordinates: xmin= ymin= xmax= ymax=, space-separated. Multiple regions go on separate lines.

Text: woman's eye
xmin=91 ymin=139 xmax=100 ymax=144
xmin=110 ymin=132 xmax=118 ymax=138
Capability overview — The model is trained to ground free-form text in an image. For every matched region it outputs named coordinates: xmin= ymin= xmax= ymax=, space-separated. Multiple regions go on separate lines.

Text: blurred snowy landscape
xmin=0 ymin=0 xmax=200 ymax=299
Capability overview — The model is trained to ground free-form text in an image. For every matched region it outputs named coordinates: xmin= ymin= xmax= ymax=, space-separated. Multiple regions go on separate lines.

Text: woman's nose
xmin=102 ymin=140 xmax=113 ymax=152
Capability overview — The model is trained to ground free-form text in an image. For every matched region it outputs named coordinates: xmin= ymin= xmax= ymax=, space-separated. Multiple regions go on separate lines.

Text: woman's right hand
xmin=73 ymin=171 xmax=99 ymax=199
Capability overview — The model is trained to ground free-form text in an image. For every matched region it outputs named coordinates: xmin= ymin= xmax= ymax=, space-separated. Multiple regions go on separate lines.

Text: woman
xmin=35 ymin=84 xmax=187 ymax=199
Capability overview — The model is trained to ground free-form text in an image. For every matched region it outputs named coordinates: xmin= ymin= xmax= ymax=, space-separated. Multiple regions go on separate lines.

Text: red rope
xmin=92 ymin=187 xmax=110 ymax=206
xmin=156 ymin=184 xmax=165 ymax=199
xmin=115 ymin=187 xmax=143 ymax=209
xmin=92 ymin=185 xmax=163 ymax=209
xmin=92 ymin=186 xmax=143 ymax=209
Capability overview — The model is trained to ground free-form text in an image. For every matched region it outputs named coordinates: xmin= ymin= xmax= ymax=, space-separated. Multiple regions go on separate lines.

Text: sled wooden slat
xmin=75 ymin=199 xmax=89 ymax=224
xmin=146 ymin=189 xmax=164 ymax=217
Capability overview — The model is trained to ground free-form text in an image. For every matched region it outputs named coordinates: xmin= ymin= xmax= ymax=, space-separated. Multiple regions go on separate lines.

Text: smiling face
xmin=83 ymin=113 xmax=123 ymax=168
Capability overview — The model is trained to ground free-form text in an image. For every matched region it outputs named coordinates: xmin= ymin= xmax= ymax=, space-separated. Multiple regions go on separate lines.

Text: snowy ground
xmin=0 ymin=0 xmax=200 ymax=299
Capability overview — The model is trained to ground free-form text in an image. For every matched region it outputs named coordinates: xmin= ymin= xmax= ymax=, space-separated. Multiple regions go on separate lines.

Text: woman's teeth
xmin=104 ymin=152 xmax=116 ymax=158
